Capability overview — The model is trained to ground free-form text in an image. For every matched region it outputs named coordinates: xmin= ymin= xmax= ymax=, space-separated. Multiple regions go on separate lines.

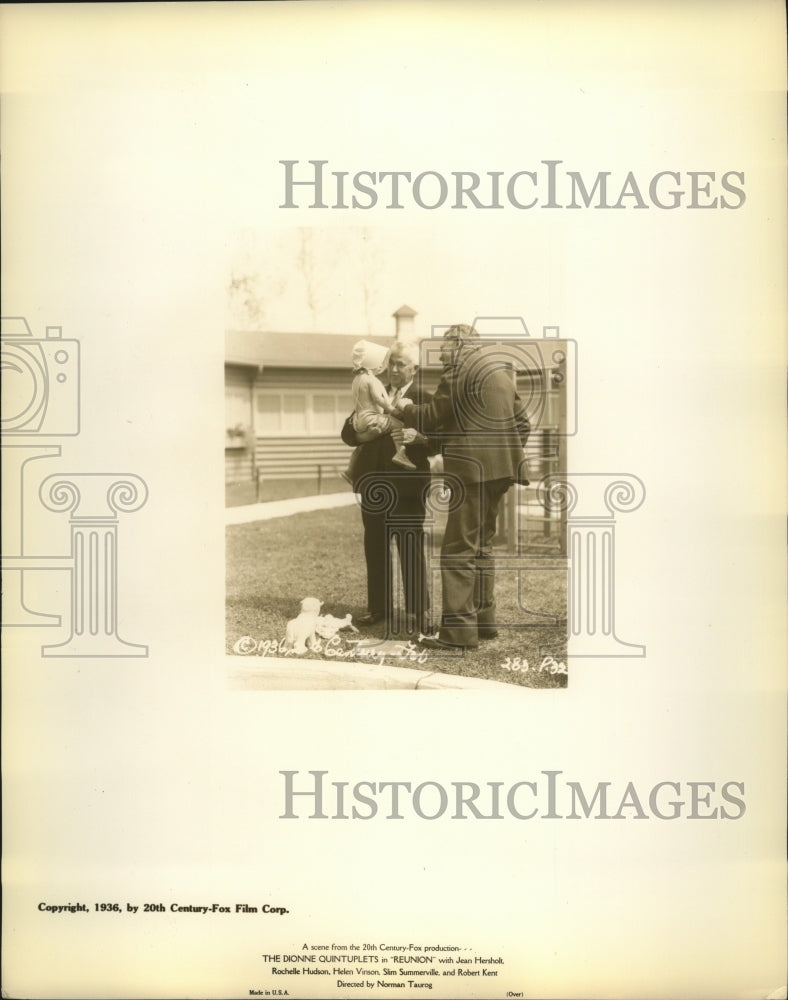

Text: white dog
xmin=314 ymin=613 xmax=360 ymax=640
xmin=284 ymin=597 xmax=323 ymax=654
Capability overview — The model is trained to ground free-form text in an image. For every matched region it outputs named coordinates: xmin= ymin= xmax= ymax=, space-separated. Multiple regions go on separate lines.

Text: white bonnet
xmin=352 ymin=339 xmax=390 ymax=374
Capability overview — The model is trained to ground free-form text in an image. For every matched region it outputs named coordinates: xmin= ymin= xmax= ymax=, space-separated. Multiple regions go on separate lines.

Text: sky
xmin=226 ymin=221 xmax=563 ymax=339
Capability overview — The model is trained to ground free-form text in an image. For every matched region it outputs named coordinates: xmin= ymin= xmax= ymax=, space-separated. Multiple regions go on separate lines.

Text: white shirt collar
xmin=392 ymin=379 xmax=413 ymax=400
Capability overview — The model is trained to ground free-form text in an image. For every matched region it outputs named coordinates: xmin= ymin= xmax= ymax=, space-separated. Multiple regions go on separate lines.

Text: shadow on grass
xmin=227 ymin=505 xmax=568 ymax=689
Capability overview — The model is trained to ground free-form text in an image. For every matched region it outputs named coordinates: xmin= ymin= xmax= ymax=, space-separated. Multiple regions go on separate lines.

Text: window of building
xmin=255 ymin=391 xmax=354 ymax=436
xmin=312 ymin=394 xmax=339 ymax=434
xmin=225 ymin=381 xmax=252 ymax=447
xmin=282 ymin=394 xmax=308 ymax=434
xmin=256 ymin=394 xmax=282 ymax=434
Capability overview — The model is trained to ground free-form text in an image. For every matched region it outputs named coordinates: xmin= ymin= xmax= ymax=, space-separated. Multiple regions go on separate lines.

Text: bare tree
xmin=227 ymin=231 xmax=290 ymax=329
xmin=228 ymin=268 xmax=267 ymax=328
xmin=358 ymin=227 xmax=382 ymax=334
xmin=228 ymin=226 xmax=385 ymax=333
xmin=297 ymin=228 xmax=320 ymax=330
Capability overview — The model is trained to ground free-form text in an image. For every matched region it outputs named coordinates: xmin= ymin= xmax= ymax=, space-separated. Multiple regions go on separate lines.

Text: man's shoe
xmin=478 ymin=629 xmax=499 ymax=640
xmin=419 ymin=636 xmax=476 ymax=652
xmin=357 ymin=612 xmax=384 ymax=626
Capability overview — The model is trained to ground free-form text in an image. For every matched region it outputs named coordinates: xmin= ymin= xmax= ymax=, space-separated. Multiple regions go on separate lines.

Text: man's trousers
xmin=360 ymin=492 xmax=429 ymax=632
xmin=438 ymin=477 xmax=511 ymax=647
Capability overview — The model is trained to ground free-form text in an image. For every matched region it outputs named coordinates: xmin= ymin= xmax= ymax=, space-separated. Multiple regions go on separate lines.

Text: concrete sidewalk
xmin=226 ymin=491 xmax=357 ymax=525
xmin=227 ymin=655 xmax=517 ymax=692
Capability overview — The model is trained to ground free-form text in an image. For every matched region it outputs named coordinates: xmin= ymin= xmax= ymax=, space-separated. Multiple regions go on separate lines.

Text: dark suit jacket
xmin=341 ymin=381 xmax=433 ymax=501
xmin=401 ymin=343 xmax=530 ymax=485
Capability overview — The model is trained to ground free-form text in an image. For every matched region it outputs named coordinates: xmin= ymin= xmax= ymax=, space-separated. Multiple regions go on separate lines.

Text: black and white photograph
xmin=225 ymin=227 xmax=574 ymax=690
xmin=2 ymin=3 xmax=786 ymax=998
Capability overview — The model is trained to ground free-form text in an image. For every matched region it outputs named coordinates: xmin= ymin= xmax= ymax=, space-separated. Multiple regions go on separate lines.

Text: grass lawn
xmin=226 ymin=505 xmax=568 ymax=689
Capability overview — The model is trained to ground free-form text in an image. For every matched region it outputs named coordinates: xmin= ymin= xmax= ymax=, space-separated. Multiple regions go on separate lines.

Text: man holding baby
xmin=341 ymin=340 xmax=434 ymax=636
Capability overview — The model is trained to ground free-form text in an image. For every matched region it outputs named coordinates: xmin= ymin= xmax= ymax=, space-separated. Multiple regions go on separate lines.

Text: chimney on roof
xmin=393 ymin=304 xmax=417 ymax=342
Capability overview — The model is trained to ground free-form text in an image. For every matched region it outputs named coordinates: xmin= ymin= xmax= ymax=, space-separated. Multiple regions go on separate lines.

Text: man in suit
xmin=396 ymin=324 xmax=530 ymax=651
xmin=341 ymin=341 xmax=434 ymax=636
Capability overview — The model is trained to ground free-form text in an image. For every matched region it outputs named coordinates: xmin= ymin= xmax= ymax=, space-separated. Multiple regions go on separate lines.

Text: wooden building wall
xmin=225 ymin=364 xmax=256 ymax=483
xmin=225 ymin=360 xmax=563 ymax=486
xmin=226 ymin=366 xmax=359 ymax=483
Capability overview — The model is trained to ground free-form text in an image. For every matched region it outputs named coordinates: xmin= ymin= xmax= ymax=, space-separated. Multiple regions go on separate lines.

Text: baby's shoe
xmin=392 ymin=451 xmax=417 ymax=471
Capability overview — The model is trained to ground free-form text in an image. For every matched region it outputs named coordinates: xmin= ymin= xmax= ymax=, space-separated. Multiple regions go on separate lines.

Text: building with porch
xmin=225 ymin=306 xmax=422 ymax=488
xmin=225 ymin=309 xmax=571 ymax=554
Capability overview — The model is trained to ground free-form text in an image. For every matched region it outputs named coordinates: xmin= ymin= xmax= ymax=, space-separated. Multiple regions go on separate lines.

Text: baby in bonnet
xmin=342 ymin=340 xmax=416 ymax=485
